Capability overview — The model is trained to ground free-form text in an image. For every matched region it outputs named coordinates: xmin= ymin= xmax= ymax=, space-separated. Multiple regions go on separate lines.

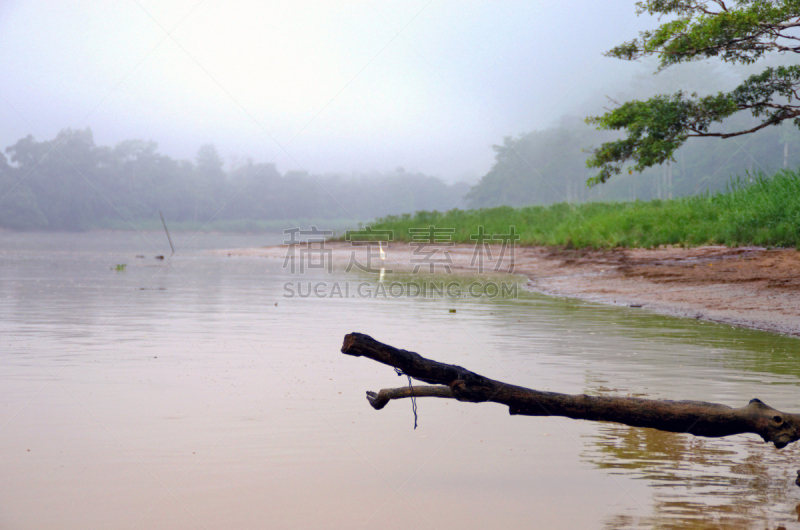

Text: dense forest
xmin=465 ymin=114 xmax=800 ymax=208
xmin=466 ymin=55 xmax=800 ymax=208
xmin=0 ymin=128 xmax=469 ymax=231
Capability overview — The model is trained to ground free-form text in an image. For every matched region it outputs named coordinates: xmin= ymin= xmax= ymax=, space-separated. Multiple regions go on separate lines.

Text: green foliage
xmin=586 ymin=92 xmax=738 ymax=184
xmin=610 ymin=1 xmax=800 ymax=67
xmin=370 ymin=168 xmax=800 ymax=249
xmin=587 ymin=0 xmax=800 ymax=183
xmin=468 ymin=110 xmax=800 ymax=207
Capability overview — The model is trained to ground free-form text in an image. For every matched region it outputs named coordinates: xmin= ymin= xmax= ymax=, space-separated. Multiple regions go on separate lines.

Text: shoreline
xmin=216 ymin=243 xmax=800 ymax=337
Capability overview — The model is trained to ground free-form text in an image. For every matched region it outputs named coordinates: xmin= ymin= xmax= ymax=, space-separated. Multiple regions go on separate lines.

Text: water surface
xmin=2 ymin=231 xmax=799 ymax=529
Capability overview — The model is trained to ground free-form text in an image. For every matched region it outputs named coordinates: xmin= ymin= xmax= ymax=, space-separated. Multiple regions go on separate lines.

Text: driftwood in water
xmin=341 ymin=332 xmax=800 ymax=449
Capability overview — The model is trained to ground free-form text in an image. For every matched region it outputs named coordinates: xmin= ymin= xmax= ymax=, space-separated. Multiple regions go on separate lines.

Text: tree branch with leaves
xmin=586 ymin=0 xmax=800 ymax=184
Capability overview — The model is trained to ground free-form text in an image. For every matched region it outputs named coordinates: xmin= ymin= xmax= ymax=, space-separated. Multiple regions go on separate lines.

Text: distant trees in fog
xmin=465 ymin=114 xmax=800 ymax=209
xmin=0 ymin=129 xmax=468 ymax=230
xmin=466 ymin=54 xmax=800 ymax=208
xmin=5 ymin=110 xmax=795 ymax=232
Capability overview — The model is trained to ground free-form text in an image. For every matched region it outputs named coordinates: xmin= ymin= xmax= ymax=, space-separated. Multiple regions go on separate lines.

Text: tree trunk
xmin=785 ymin=141 xmax=789 ymax=169
xmin=667 ymin=164 xmax=672 ymax=199
xmin=341 ymin=333 xmax=800 ymax=449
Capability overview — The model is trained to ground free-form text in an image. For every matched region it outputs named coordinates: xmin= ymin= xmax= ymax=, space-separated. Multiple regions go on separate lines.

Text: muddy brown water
xmin=2 ymin=232 xmax=800 ymax=529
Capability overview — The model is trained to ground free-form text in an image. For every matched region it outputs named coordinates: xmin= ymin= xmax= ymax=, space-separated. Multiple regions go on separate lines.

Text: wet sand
xmin=218 ymin=243 xmax=800 ymax=336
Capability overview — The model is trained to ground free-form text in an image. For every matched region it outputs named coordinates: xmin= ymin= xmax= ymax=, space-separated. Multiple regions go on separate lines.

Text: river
xmin=1 ymin=231 xmax=799 ymax=529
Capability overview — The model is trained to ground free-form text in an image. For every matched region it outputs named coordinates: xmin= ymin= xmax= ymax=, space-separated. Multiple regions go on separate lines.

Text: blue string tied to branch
xmin=394 ymin=367 xmax=418 ymax=429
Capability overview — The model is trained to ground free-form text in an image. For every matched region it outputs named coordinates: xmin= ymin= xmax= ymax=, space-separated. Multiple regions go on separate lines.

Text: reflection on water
xmin=2 ymin=232 xmax=800 ymax=529
xmin=585 ymin=422 xmax=800 ymax=529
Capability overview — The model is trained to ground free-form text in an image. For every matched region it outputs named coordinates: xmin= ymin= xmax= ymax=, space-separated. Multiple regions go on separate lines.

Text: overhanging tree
xmin=586 ymin=0 xmax=800 ymax=184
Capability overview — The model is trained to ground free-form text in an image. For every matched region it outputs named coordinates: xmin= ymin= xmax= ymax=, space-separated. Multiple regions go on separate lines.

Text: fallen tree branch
xmin=341 ymin=333 xmax=800 ymax=449
xmin=367 ymin=385 xmax=453 ymax=410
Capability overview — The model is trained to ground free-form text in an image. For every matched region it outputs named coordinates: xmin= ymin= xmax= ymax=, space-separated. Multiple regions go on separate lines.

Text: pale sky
xmin=0 ymin=1 xmax=651 ymax=180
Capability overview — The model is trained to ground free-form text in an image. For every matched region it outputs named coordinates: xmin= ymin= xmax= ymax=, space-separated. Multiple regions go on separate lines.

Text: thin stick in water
xmin=159 ymin=211 xmax=175 ymax=254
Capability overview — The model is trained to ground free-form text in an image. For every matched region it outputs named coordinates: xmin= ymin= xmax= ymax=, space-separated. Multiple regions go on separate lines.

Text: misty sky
xmin=0 ymin=1 xmax=655 ymax=180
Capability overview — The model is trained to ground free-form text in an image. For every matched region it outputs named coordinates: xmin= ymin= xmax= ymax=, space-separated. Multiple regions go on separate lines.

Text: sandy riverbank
xmin=215 ymin=243 xmax=800 ymax=337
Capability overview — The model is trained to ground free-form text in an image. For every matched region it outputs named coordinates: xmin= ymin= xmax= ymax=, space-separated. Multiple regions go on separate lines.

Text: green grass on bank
xmin=366 ymin=169 xmax=800 ymax=248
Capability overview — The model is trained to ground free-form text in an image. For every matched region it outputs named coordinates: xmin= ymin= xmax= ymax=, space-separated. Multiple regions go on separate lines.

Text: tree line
xmin=0 ymin=128 xmax=469 ymax=231
xmin=465 ymin=113 xmax=800 ymax=209
xmin=467 ymin=45 xmax=800 ymax=209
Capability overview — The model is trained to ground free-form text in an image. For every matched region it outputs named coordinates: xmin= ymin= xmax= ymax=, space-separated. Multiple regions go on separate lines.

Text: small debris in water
xmin=155 ymin=255 xmax=164 ymax=260
xmin=449 ymin=309 xmax=456 ymax=313
xmin=629 ymin=304 xmax=642 ymax=308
